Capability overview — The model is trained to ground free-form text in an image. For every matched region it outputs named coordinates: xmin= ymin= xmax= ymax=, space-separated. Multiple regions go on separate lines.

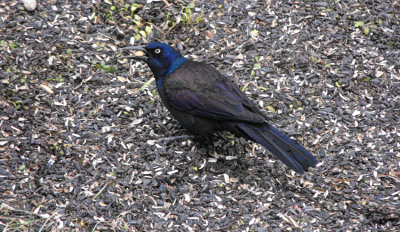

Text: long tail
xmin=229 ymin=123 xmax=318 ymax=173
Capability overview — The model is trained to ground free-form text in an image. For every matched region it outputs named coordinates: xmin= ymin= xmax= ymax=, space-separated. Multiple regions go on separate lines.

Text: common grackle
xmin=122 ymin=43 xmax=317 ymax=174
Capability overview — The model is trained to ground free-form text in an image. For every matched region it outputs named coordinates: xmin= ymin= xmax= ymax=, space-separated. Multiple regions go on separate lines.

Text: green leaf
xmin=134 ymin=34 xmax=141 ymax=40
xmin=250 ymin=29 xmax=258 ymax=37
xmin=354 ymin=21 xmax=364 ymax=28
xmin=139 ymin=77 xmax=155 ymax=91
xmin=145 ymin=26 xmax=152 ymax=35
xmin=99 ymin=61 xmax=116 ymax=73
xmin=266 ymin=105 xmax=276 ymax=113
xmin=10 ymin=41 xmax=19 ymax=48
xmin=139 ymin=30 xmax=146 ymax=38
xmin=253 ymin=63 xmax=261 ymax=70
xmin=105 ymin=66 xmax=116 ymax=73
xmin=362 ymin=77 xmax=371 ymax=82
xmin=241 ymin=82 xmax=250 ymax=92
xmin=311 ymin=56 xmax=318 ymax=63
xmin=363 ymin=26 xmax=370 ymax=35
xmin=13 ymin=101 xmax=22 ymax=109
xmin=195 ymin=13 xmax=204 ymax=23
xmin=130 ymin=3 xmax=138 ymax=13
xmin=132 ymin=20 xmax=141 ymax=27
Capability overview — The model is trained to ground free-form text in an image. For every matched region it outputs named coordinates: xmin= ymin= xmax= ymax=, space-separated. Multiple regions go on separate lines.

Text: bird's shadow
xmin=159 ymin=128 xmax=273 ymax=174
xmin=155 ymin=126 xmax=305 ymax=193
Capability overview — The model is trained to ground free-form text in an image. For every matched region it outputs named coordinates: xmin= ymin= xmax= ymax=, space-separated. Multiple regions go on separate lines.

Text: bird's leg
xmin=156 ymin=135 xmax=196 ymax=142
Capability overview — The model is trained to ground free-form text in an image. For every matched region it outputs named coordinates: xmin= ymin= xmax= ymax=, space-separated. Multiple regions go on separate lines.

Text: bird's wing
xmin=163 ymin=62 xmax=265 ymax=123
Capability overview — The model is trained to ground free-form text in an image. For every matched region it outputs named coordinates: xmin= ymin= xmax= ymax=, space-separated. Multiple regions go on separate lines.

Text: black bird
xmin=122 ymin=42 xmax=317 ymax=174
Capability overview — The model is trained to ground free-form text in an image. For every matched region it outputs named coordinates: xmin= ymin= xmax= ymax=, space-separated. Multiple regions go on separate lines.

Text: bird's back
xmin=164 ymin=61 xmax=226 ymax=92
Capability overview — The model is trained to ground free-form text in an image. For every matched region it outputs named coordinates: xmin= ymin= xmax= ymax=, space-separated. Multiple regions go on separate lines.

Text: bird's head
xmin=121 ymin=42 xmax=187 ymax=78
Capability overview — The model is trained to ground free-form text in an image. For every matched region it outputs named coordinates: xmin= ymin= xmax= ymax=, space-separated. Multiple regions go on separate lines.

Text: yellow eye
xmin=154 ymin=48 xmax=161 ymax=54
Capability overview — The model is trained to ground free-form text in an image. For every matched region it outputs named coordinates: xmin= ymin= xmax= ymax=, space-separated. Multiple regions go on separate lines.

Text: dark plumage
xmin=122 ymin=42 xmax=318 ymax=174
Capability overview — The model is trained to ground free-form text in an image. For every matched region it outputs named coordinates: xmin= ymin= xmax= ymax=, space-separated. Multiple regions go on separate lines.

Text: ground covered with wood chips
xmin=1 ymin=0 xmax=400 ymax=231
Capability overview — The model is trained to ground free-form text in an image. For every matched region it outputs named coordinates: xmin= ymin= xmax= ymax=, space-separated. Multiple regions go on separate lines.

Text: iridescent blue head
xmin=122 ymin=42 xmax=187 ymax=79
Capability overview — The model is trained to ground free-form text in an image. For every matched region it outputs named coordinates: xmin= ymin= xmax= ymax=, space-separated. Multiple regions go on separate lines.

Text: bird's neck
xmin=156 ymin=57 xmax=187 ymax=93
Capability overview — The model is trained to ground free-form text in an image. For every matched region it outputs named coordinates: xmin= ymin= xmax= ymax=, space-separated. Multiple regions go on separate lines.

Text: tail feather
xmin=233 ymin=123 xmax=317 ymax=173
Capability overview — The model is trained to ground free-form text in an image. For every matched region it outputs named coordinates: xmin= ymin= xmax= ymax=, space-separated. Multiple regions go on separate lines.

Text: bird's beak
xmin=120 ymin=45 xmax=149 ymax=61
